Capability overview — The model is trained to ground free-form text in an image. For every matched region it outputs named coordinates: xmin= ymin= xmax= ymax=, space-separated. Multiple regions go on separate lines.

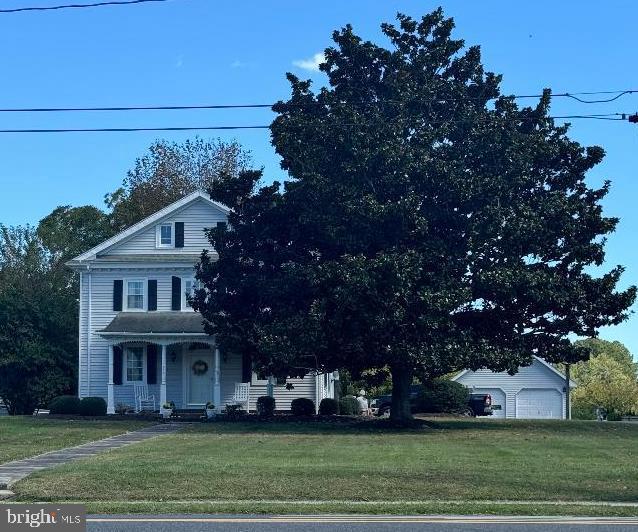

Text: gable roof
xmin=451 ymin=356 xmax=577 ymax=388
xmin=67 ymin=191 xmax=229 ymax=265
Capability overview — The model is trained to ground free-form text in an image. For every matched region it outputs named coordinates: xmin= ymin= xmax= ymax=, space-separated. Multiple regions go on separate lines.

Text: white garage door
xmin=473 ymin=388 xmax=506 ymax=418
xmin=516 ymin=389 xmax=563 ymax=419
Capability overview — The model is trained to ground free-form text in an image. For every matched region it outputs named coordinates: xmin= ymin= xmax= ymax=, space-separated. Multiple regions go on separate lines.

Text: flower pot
xmin=206 ymin=408 xmax=216 ymax=419
xmin=161 ymin=408 xmax=173 ymax=419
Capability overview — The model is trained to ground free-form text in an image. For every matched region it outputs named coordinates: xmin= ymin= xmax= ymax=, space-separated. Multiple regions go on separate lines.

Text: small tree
xmin=571 ymin=354 xmax=638 ymax=420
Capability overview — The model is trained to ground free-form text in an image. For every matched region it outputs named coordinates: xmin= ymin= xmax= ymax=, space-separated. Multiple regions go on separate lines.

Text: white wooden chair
xmin=133 ymin=383 xmax=156 ymax=413
xmin=228 ymin=382 xmax=250 ymax=413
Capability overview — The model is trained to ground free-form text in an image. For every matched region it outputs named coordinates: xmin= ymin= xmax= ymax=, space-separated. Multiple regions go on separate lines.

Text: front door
xmin=185 ymin=350 xmax=214 ymax=406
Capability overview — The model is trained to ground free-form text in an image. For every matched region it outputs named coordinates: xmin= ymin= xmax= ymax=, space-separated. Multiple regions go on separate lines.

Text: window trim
xmin=156 ymin=222 xmax=175 ymax=248
xmin=251 ymin=371 xmax=269 ymax=385
xmin=124 ymin=278 xmax=147 ymax=312
xmin=123 ymin=345 xmax=147 ymax=384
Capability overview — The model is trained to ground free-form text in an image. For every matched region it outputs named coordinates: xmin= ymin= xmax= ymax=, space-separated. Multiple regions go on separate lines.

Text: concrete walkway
xmin=0 ymin=423 xmax=183 ymax=496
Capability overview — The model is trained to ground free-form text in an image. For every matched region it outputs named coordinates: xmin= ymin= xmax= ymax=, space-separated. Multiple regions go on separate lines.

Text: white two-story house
xmin=67 ymin=191 xmax=335 ymax=414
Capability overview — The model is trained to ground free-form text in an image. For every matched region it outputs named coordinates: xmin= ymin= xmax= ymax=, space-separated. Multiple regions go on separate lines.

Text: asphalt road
xmin=87 ymin=515 xmax=638 ymax=532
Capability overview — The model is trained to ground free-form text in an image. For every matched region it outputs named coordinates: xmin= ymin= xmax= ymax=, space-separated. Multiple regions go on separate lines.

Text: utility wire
xmin=0 ymin=90 xmax=635 ymax=113
xmin=564 ymin=90 xmax=637 ymax=104
xmin=0 ymin=114 xmax=628 ymax=134
xmin=0 ymin=0 xmax=171 ymax=14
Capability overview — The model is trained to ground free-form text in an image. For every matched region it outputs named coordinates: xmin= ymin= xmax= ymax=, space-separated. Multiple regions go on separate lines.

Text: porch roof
xmin=99 ymin=312 xmax=207 ymax=336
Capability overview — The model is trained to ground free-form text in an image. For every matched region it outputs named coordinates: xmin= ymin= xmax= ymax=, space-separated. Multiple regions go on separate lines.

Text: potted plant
xmin=205 ymin=401 xmax=216 ymax=419
xmin=161 ymin=401 xmax=174 ymax=419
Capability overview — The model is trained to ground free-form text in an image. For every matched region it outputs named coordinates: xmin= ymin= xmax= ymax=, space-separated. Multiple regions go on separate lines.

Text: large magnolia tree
xmin=194 ymin=10 xmax=636 ymax=421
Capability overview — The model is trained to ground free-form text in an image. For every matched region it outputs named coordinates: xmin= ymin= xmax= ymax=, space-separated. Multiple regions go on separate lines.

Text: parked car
xmin=370 ymin=390 xmax=493 ymax=417
xmin=468 ymin=393 xmax=493 ymax=416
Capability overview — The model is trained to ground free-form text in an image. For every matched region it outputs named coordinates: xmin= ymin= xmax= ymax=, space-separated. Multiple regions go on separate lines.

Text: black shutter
xmin=113 ymin=346 xmax=123 ymax=385
xmin=241 ymin=352 xmax=252 ymax=383
xmin=171 ymin=276 xmax=181 ymax=310
xmin=113 ymin=280 xmax=123 ymax=311
xmin=148 ymin=280 xmax=157 ymax=311
xmin=146 ymin=344 xmax=158 ymax=384
xmin=175 ymin=222 xmax=184 ymax=248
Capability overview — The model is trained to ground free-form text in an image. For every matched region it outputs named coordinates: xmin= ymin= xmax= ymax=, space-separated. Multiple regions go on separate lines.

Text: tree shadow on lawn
xmin=185 ymin=417 xmax=630 ymax=436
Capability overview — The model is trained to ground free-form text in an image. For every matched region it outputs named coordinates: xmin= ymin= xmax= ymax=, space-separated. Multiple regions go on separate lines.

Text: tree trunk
xmin=390 ymin=365 xmax=414 ymax=423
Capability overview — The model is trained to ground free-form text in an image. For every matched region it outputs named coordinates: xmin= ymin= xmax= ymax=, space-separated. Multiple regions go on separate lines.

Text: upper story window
xmin=183 ymin=278 xmax=202 ymax=310
xmin=125 ymin=280 xmax=145 ymax=311
xmin=156 ymin=223 xmax=174 ymax=248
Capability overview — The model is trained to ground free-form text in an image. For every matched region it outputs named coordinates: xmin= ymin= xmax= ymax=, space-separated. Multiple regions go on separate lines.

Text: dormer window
xmin=157 ymin=223 xmax=174 ymax=248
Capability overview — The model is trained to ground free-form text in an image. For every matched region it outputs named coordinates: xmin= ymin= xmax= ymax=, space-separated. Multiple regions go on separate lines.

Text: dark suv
xmin=370 ymin=390 xmax=493 ymax=417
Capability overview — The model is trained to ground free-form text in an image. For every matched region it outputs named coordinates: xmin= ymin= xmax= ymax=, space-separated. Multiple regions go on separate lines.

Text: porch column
xmin=213 ymin=347 xmax=221 ymax=411
xmin=107 ymin=344 xmax=115 ymax=414
xmin=160 ymin=344 xmax=167 ymax=408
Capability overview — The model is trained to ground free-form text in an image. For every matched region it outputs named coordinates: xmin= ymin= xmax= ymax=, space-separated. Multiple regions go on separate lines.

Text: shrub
xmin=225 ymin=403 xmax=245 ymax=421
xmin=319 ymin=398 xmax=339 ymax=415
xmin=78 ymin=397 xmax=107 ymax=416
xmin=48 ymin=395 xmax=81 ymax=415
xmin=339 ymin=395 xmax=361 ymax=415
xmin=415 ymin=379 xmax=469 ymax=413
xmin=256 ymin=395 xmax=276 ymax=419
xmin=291 ymin=397 xmax=315 ymax=416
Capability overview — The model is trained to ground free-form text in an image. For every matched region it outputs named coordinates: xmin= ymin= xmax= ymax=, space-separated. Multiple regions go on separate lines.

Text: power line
xmin=0 ymin=114 xmax=628 ymax=134
xmin=0 ymin=90 xmax=635 ymax=113
xmin=0 ymin=125 xmax=269 ymax=133
xmin=564 ymin=91 xmax=636 ymax=104
xmin=0 ymin=0 xmax=171 ymax=14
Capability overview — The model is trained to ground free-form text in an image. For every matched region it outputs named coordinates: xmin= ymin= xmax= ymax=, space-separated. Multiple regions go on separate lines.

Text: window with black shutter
xmin=113 ymin=280 xmax=123 ymax=311
xmin=148 ymin=280 xmax=158 ymax=311
xmin=175 ymin=222 xmax=184 ymax=248
xmin=171 ymin=276 xmax=181 ymax=310
xmin=113 ymin=346 xmax=123 ymax=385
xmin=146 ymin=345 xmax=158 ymax=384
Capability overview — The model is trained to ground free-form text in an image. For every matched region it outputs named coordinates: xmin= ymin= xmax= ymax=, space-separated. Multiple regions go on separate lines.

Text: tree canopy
xmin=106 ymin=137 xmax=252 ymax=231
xmin=194 ymin=9 xmax=635 ymax=422
xmin=0 ymin=226 xmax=77 ymax=414
xmin=570 ymin=338 xmax=637 ymax=419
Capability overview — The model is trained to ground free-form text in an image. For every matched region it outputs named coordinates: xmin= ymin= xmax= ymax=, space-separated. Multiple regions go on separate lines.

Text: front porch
xmin=98 ymin=312 xmax=334 ymax=415
xmin=99 ymin=312 xmax=245 ymax=415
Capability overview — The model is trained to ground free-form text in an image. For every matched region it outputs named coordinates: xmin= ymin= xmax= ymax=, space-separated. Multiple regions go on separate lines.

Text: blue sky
xmin=0 ymin=0 xmax=636 ymax=355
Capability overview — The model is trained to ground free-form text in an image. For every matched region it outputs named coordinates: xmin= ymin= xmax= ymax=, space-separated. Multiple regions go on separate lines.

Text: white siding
xmin=103 ymin=198 xmax=226 ymax=256
xmin=79 ymin=267 xmax=324 ymax=411
xmin=76 ymin=195 xmax=326 ymax=411
xmin=454 ymin=359 xmax=568 ymax=419
xmin=80 ymin=266 xmax=198 ymax=404
xmin=248 ymin=376 xmax=318 ymax=412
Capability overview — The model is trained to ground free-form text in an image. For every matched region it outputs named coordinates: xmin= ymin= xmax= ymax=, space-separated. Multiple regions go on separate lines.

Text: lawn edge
xmin=6 ymin=500 xmax=638 ymax=517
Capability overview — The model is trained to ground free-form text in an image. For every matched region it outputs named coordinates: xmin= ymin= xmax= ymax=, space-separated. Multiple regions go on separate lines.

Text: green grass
xmin=0 ymin=417 xmax=152 ymax=464
xmin=10 ymin=418 xmax=638 ymax=516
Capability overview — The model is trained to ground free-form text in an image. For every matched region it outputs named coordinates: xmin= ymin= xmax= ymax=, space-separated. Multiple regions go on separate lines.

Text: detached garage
xmin=452 ymin=356 xmax=575 ymax=419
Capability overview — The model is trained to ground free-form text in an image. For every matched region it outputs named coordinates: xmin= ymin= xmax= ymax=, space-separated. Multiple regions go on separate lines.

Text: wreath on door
xmin=192 ymin=360 xmax=209 ymax=376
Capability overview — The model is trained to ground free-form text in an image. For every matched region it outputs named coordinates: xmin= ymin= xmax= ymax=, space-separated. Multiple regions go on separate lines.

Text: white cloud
xmin=231 ymin=60 xmax=247 ymax=68
xmin=292 ymin=52 xmax=325 ymax=72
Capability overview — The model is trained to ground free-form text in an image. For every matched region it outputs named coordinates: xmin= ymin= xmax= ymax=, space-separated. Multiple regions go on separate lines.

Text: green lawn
xmin=0 ymin=417 xmax=151 ymax=464
xmin=10 ymin=418 xmax=638 ymax=515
